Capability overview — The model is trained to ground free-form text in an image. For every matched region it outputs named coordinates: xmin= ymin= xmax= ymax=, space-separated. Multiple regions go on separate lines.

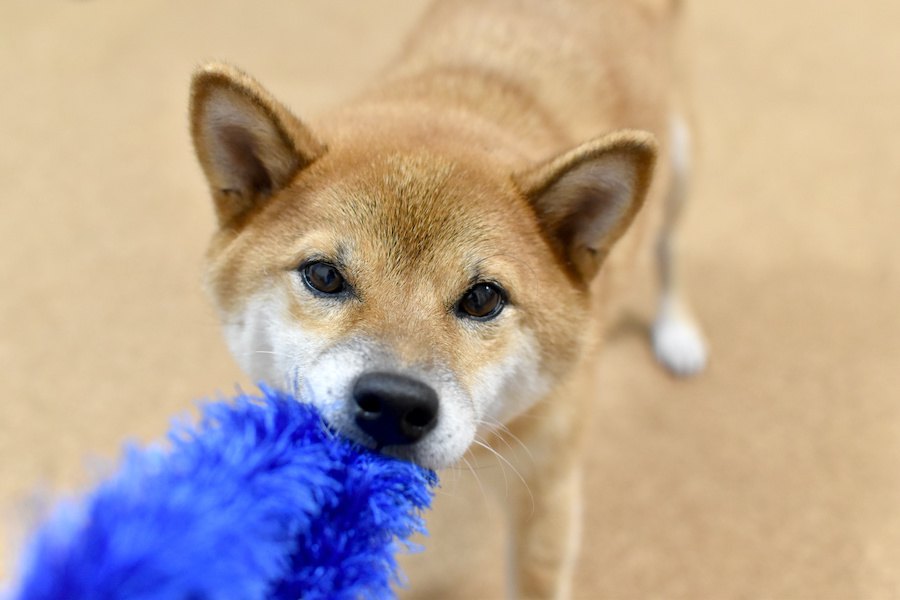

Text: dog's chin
xmin=378 ymin=442 xmax=469 ymax=472
xmin=350 ymin=430 xmax=471 ymax=471
xmin=321 ymin=417 xmax=471 ymax=471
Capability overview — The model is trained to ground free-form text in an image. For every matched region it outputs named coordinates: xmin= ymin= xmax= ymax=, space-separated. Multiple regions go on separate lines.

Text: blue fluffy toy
xmin=11 ymin=386 xmax=437 ymax=600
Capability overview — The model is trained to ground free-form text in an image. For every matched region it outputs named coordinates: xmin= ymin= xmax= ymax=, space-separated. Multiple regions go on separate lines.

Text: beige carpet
xmin=1 ymin=1 xmax=898 ymax=597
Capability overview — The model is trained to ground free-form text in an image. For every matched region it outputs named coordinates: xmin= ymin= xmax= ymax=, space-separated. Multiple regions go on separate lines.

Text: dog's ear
xmin=190 ymin=63 xmax=326 ymax=226
xmin=514 ymin=130 xmax=657 ymax=282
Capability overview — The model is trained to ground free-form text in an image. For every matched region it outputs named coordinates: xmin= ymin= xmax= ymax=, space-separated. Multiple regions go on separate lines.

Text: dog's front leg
xmin=509 ymin=459 xmax=583 ymax=600
xmin=501 ymin=381 xmax=591 ymax=600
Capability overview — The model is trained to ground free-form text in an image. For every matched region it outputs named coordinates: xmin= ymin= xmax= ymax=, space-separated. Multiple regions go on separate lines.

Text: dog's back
xmin=384 ymin=0 xmax=679 ymax=155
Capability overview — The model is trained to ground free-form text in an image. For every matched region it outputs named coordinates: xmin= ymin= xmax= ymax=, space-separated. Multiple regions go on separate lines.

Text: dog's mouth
xmin=319 ymin=406 xmax=472 ymax=471
xmin=325 ymin=419 xmax=451 ymax=470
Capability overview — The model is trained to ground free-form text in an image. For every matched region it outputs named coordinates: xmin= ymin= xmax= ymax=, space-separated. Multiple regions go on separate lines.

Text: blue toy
xmin=10 ymin=386 xmax=437 ymax=600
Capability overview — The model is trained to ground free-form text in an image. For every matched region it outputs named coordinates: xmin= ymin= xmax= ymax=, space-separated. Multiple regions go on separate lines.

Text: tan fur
xmin=190 ymin=1 xmax=690 ymax=597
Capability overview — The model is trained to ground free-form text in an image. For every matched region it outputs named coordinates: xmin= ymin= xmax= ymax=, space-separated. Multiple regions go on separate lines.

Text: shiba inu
xmin=189 ymin=0 xmax=707 ymax=597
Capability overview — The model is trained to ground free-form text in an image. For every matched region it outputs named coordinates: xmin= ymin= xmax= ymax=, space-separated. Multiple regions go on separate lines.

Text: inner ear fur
xmin=189 ymin=62 xmax=326 ymax=227
xmin=514 ymin=130 xmax=658 ymax=282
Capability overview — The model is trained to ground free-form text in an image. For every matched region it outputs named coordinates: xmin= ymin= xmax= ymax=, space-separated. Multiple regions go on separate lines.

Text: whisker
xmin=443 ymin=463 xmax=496 ymax=472
xmin=461 ymin=455 xmax=489 ymax=506
xmin=483 ymin=426 xmax=517 ymax=455
xmin=473 ymin=437 xmax=508 ymax=497
xmin=231 ymin=349 xmax=290 ymax=359
xmin=475 ymin=417 xmax=535 ymax=467
xmin=473 ymin=437 xmax=533 ymax=515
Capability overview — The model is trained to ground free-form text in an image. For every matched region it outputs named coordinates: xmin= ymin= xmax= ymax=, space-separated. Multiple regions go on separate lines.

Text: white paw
xmin=652 ymin=312 xmax=708 ymax=377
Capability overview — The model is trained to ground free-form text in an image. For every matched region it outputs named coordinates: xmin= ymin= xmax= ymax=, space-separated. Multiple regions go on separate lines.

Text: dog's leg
xmin=507 ymin=462 xmax=582 ymax=600
xmin=652 ymin=113 xmax=708 ymax=376
xmin=501 ymin=377 xmax=591 ymax=600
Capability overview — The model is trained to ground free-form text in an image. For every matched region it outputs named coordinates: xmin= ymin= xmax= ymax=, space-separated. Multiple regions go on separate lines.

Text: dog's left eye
xmin=301 ymin=261 xmax=346 ymax=295
xmin=457 ymin=283 xmax=505 ymax=320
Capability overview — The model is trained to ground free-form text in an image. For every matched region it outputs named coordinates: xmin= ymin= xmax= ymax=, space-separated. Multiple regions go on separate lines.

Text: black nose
xmin=353 ymin=372 xmax=439 ymax=447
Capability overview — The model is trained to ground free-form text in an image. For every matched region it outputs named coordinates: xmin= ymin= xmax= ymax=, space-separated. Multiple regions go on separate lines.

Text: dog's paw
xmin=652 ymin=309 xmax=708 ymax=377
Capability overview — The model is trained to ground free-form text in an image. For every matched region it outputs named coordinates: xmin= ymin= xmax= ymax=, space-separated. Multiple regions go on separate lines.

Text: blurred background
xmin=1 ymin=0 xmax=899 ymax=597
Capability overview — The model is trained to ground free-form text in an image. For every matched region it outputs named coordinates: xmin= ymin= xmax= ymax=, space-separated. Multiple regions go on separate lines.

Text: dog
xmin=189 ymin=0 xmax=707 ymax=597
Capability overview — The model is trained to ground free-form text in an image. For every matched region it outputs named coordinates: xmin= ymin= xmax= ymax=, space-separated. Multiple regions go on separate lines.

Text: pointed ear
xmin=514 ymin=130 xmax=657 ymax=282
xmin=189 ymin=62 xmax=326 ymax=226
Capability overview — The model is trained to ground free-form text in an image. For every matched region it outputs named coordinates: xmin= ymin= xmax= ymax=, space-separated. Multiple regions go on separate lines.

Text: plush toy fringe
xmin=11 ymin=386 xmax=436 ymax=600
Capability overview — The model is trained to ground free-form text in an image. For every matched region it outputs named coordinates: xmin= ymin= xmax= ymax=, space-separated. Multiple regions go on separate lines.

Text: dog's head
xmin=190 ymin=64 xmax=655 ymax=469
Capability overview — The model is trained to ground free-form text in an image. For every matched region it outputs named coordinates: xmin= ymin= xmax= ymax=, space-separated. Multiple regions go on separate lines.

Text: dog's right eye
xmin=457 ymin=282 xmax=505 ymax=320
xmin=301 ymin=261 xmax=346 ymax=295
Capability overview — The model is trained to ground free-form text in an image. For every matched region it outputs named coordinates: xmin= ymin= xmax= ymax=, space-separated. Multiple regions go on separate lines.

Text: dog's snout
xmin=353 ymin=372 xmax=439 ymax=446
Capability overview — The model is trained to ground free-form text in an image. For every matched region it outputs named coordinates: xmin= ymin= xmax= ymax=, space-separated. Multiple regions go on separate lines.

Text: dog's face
xmin=190 ymin=64 xmax=655 ymax=469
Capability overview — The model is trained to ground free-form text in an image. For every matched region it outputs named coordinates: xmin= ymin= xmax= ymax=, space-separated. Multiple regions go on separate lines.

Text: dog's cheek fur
xmin=469 ymin=326 xmax=551 ymax=427
xmin=297 ymin=340 xmax=376 ymax=439
xmin=220 ymin=286 xmax=330 ymax=391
